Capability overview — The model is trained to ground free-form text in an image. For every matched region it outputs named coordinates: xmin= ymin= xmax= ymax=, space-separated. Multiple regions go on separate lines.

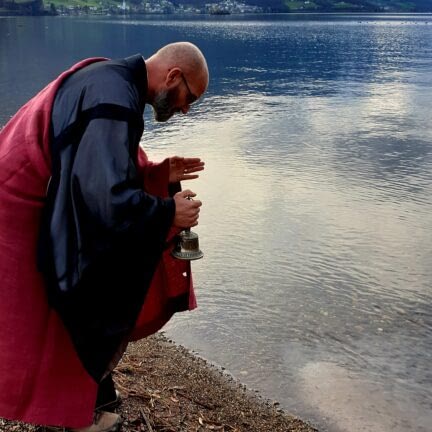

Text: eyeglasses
xmin=181 ymin=73 xmax=198 ymax=105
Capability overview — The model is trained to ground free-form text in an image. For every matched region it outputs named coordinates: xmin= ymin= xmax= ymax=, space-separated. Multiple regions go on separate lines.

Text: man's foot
xmin=71 ymin=411 xmax=121 ymax=432
xmin=43 ymin=411 xmax=122 ymax=432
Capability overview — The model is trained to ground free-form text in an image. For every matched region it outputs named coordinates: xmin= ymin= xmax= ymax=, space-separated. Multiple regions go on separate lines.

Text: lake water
xmin=1 ymin=13 xmax=431 ymax=432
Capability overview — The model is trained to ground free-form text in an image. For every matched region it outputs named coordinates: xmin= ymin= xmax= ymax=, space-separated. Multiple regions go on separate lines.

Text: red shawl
xmin=0 ymin=58 xmax=196 ymax=428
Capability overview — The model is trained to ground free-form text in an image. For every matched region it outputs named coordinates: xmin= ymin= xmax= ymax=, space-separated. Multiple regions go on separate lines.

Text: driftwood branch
xmin=140 ymin=408 xmax=154 ymax=432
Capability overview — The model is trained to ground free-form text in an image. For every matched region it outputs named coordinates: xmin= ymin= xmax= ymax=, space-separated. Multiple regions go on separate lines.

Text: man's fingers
xmin=180 ymin=189 xmax=196 ymax=198
xmin=181 ymin=174 xmax=199 ymax=181
xmin=173 ymin=190 xmax=202 ymax=227
xmin=184 ymin=157 xmax=202 ymax=164
xmin=185 ymin=166 xmax=205 ymax=173
xmin=183 ymin=164 xmax=204 ymax=175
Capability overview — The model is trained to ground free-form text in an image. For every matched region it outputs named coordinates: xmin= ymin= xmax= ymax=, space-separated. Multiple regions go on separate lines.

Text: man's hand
xmin=169 ymin=156 xmax=205 ymax=183
xmin=173 ymin=190 xmax=202 ymax=228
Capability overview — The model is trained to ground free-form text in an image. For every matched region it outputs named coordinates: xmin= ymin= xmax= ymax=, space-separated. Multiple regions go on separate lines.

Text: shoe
xmin=43 ymin=411 xmax=122 ymax=432
xmin=71 ymin=411 xmax=121 ymax=432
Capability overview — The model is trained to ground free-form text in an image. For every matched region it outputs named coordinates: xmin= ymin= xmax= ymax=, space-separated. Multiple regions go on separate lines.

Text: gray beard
xmin=153 ymin=90 xmax=174 ymax=122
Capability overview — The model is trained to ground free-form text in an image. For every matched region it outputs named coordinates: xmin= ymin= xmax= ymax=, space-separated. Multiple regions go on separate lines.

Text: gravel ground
xmin=0 ymin=333 xmax=318 ymax=432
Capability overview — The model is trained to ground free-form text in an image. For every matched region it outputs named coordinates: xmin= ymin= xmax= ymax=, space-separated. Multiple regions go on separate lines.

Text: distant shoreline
xmin=2 ymin=10 xmax=432 ymax=17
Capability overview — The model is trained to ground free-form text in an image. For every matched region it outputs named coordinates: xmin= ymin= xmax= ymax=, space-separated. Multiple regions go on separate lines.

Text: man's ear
xmin=166 ymin=67 xmax=182 ymax=88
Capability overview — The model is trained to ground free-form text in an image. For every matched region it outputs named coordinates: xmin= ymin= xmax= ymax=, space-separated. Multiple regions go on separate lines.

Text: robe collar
xmin=124 ymin=54 xmax=148 ymax=113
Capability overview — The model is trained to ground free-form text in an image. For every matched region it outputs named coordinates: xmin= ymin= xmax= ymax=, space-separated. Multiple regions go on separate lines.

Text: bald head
xmin=145 ymin=42 xmax=209 ymax=122
xmin=154 ymin=42 xmax=208 ymax=89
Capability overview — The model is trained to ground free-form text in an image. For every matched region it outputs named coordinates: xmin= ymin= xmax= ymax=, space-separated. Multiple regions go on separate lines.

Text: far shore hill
xmin=1 ymin=0 xmax=432 ymax=16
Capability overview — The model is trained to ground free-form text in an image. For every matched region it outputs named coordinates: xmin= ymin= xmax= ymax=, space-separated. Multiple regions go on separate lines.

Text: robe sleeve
xmin=71 ymin=117 xmax=175 ymax=242
xmin=136 ymin=148 xmax=183 ymax=243
xmin=137 ymin=148 xmax=169 ymax=197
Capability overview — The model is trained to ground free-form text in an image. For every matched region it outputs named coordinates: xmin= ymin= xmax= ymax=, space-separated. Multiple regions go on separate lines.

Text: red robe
xmin=0 ymin=58 xmax=196 ymax=428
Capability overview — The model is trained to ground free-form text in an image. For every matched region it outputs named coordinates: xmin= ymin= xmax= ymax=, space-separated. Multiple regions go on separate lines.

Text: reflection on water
xmin=145 ymin=85 xmax=432 ymax=431
xmin=1 ymin=13 xmax=432 ymax=432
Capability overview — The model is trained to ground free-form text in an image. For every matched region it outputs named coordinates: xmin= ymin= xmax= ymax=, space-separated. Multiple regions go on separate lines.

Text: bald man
xmin=0 ymin=43 xmax=209 ymax=431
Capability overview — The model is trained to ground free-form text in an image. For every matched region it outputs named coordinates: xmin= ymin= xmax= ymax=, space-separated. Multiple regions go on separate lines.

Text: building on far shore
xmin=2 ymin=0 xmax=431 ymax=17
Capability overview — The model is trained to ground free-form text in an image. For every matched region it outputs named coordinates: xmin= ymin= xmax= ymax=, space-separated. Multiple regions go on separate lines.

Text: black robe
xmin=38 ymin=55 xmax=175 ymax=381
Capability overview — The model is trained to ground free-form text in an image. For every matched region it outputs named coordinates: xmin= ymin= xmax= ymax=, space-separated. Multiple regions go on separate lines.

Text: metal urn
xmin=171 ymin=227 xmax=204 ymax=261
